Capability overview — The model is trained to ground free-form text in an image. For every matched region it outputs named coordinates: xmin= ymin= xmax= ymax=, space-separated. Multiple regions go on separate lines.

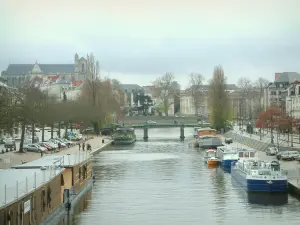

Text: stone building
xmin=1 ymin=53 xmax=91 ymax=100
xmin=263 ymin=72 xmax=300 ymax=111
xmin=180 ymin=84 xmax=239 ymax=119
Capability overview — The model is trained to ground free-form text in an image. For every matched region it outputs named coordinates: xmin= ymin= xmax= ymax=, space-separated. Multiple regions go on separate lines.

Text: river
xmin=54 ymin=128 xmax=300 ymax=225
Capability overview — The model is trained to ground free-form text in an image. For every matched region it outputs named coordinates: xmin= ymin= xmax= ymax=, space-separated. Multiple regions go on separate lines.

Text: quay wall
xmin=223 ymin=131 xmax=296 ymax=152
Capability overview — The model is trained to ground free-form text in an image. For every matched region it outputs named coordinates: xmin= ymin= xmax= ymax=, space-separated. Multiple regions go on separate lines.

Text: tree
xmin=208 ymin=65 xmax=230 ymax=130
xmin=255 ymin=107 xmax=281 ymax=143
xmin=15 ymin=87 xmax=47 ymax=152
xmin=237 ymin=77 xmax=254 ymax=122
xmin=188 ymin=73 xmax=205 ymax=115
xmin=253 ymin=77 xmax=270 ymax=112
xmin=153 ymin=73 xmax=176 ymax=116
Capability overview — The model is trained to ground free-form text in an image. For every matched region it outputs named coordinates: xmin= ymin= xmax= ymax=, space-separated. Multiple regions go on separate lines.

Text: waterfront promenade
xmin=0 ymin=136 xmax=112 ymax=169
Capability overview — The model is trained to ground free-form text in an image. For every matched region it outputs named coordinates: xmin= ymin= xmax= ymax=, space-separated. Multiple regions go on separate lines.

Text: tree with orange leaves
xmin=256 ymin=107 xmax=282 ymax=143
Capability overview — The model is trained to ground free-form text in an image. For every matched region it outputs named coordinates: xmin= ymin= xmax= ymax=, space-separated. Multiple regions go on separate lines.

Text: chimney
xmin=275 ymin=73 xmax=281 ymax=80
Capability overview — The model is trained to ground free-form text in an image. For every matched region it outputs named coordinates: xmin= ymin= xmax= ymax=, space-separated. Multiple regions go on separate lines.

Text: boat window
xmin=250 ymin=152 xmax=255 ymax=157
xmin=258 ymin=171 xmax=271 ymax=175
xmin=244 ymin=152 xmax=249 ymax=157
xmin=239 ymin=152 xmax=243 ymax=157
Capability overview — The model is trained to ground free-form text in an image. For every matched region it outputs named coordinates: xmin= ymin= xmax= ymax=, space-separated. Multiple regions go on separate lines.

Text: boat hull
xmin=207 ymin=160 xmax=219 ymax=165
xmin=231 ymin=167 xmax=288 ymax=193
xmin=221 ymin=159 xmax=237 ymax=167
xmin=112 ymin=139 xmax=136 ymax=145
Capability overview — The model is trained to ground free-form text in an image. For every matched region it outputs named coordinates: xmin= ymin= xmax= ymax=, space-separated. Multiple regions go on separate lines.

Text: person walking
xmin=78 ymin=143 xmax=81 ymax=151
xmin=58 ymin=142 xmax=61 ymax=151
xmin=82 ymin=142 xmax=85 ymax=151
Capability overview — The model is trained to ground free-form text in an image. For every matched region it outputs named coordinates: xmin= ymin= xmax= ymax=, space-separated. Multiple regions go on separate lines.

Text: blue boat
xmin=231 ymin=149 xmax=288 ymax=192
xmin=216 ymin=146 xmax=239 ymax=167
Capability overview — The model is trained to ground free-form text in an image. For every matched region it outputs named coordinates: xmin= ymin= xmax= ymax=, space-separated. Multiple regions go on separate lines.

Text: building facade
xmin=263 ymin=72 xmax=300 ymax=111
xmin=286 ymin=81 xmax=300 ymax=118
xmin=1 ymin=53 xmax=91 ymax=101
xmin=179 ymin=84 xmax=240 ymax=119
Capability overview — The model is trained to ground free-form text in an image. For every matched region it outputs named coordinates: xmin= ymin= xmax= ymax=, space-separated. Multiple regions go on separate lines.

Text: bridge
xmin=128 ymin=123 xmax=211 ymax=141
xmin=130 ymin=123 xmax=206 ymax=128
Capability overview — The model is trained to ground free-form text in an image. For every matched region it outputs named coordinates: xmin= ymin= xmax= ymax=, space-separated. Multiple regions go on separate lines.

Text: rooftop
xmin=3 ymin=64 xmax=75 ymax=76
xmin=12 ymin=152 xmax=91 ymax=169
xmin=274 ymin=72 xmax=300 ymax=83
xmin=0 ymin=167 xmax=64 ymax=209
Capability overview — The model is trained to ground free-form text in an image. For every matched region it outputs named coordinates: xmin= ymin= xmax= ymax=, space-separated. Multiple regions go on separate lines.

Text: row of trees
xmin=0 ymin=53 xmax=124 ymax=152
xmin=256 ymin=107 xmax=300 ymax=145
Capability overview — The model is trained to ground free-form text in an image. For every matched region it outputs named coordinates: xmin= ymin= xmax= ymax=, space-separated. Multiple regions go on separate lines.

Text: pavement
xmin=0 ymin=135 xmax=112 ymax=169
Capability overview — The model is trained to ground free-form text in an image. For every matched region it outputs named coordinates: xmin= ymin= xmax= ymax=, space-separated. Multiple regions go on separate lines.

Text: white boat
xmin=216 ymin=146 xmax=239 ymax=167
xmin=231 ymin=149 xmax=288 ymax=192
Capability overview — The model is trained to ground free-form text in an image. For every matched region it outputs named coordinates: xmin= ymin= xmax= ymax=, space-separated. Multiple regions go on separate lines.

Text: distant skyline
xmin=1 ymin=0 xmax=300 ymax=88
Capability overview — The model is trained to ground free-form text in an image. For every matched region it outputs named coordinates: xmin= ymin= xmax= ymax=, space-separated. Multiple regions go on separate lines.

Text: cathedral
xmin=1 ymin=53 xmax=92 ymax=88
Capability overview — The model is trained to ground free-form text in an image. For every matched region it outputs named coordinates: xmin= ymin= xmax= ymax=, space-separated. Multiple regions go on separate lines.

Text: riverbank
xmin=0 ymin=136 xmax=112 ymax=169
xmin=222 ymin=131 xmax=300 ymax=195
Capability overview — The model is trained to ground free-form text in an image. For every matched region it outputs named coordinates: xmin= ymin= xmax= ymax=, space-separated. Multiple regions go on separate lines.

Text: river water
xmin=54 ymin=128 xmax=300 ymax=225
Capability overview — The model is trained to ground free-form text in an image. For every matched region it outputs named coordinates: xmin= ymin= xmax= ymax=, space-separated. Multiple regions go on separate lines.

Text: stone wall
xmin=224 ymin=131 xmax=296 ymax=152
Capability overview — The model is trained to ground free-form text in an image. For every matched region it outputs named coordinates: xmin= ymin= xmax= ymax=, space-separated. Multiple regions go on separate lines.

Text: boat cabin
xmin=12 ymin=152 xmax=93 ymax=196
xmin=0 ymin=167 xmax=65 ymax=225
xmin=197 ymin=128 xmax=216 ymax=137
xmin=205 ymin=149 xmax=216 ymax=158
xmin=237 ymin=148 xmax=257 ymax=160
xmin=217 ymin=146 xmax=239 ymax=161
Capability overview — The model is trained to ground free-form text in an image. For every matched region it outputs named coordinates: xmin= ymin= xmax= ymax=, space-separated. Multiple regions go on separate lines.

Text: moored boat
xmin=217 ymin=146 xmax=239 ymax=167
xmin=204 ymin=149 xmax=219 ymax=165
xmin=6 ymin=151 xmax=93 ymax=225
xmin=231 ymin=149 xmax=288 ymax=192
xmin=197 ymin=135 xmax=223 ymax=149
xmin=207 ymin=157 xmax=219 ymax=165
xmin=112 ymin=127 xmax=136 ymax=145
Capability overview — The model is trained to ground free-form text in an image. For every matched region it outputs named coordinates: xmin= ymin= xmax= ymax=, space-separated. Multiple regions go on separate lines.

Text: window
xmin=250 ymin=152 xmax=255 ymax=157
xmin=79 ymin=167 xmax=82 ymax=180
xmin=81 ymin=63 xmax=85 ymax=72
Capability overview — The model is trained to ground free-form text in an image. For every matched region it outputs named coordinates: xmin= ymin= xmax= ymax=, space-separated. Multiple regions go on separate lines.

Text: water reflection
xmin=248 ymin=192 xmax=288 ymax=206
xmin=221 ymin=166 xmax=232 ymax=173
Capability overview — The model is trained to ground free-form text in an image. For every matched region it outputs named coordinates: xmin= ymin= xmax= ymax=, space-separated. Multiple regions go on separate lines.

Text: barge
xmin=0 ymin=151 xmax=93 ymax=225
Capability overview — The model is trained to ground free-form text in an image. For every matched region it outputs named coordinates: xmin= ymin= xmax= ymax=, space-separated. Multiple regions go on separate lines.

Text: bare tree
xmin=208 ymin=65 xmax=230 ymax=130
xmin=237 ymin=77 xmax=254 ymax=123
xmin=188 ymin=73 xmax=205 ymax=115
xmin=253 ymin=77 xmax=270 ymax=112
xmin=153 ymin=73 xmax=176 ymax=116
xmin=85 ymin=53 xmax=100 ymax=106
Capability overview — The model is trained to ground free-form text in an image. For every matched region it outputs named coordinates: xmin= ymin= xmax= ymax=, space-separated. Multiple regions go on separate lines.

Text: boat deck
xmin=12 ymin=152 xmax=91 ymax=169
xmin=0 ymin=167 xmax=64 ymax=209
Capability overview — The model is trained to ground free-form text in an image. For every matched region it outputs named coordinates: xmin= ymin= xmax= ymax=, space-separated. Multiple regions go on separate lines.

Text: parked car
xmin=43 ymin=142 xmax=58 ymax=150
xmin=38 ymin=142 xmax=53 ymax=151
xmin=225 ymin=138 xmax=233 ymax=144
xmin=266 ymin=147 xmax=278 ymax=156
xmin=23 ymin=144 xmax=47 ymax=152
xmin=69 ymin=134 xmax=83 ymax=141
xmin=101 ymin=128 xmax=113 ymax=136
xmin=4 ymin=138 xmax=16 ymax=149
xmin=49 ymin=139 xmax=67 ymax=148
xmin=279 ymin=151 xmax=299 ymax=161
xmin=146 ymin=120 xmax=156 ymax=124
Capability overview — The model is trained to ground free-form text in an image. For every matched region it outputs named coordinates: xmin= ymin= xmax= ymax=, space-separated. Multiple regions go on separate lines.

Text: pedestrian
xmin=82 ymin=142 xmax=85 ymax=151
xmin=40 ymin=150 xmax=43 ymax=158
xmin=58 ymin=142 xmax=61 ymax=151
xmin=78 ymin=143 xmax=81 ymax=151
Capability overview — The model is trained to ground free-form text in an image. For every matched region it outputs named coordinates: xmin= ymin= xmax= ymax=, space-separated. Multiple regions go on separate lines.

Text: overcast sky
xmin=1 ymin=0 xmax=300 ymax=88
